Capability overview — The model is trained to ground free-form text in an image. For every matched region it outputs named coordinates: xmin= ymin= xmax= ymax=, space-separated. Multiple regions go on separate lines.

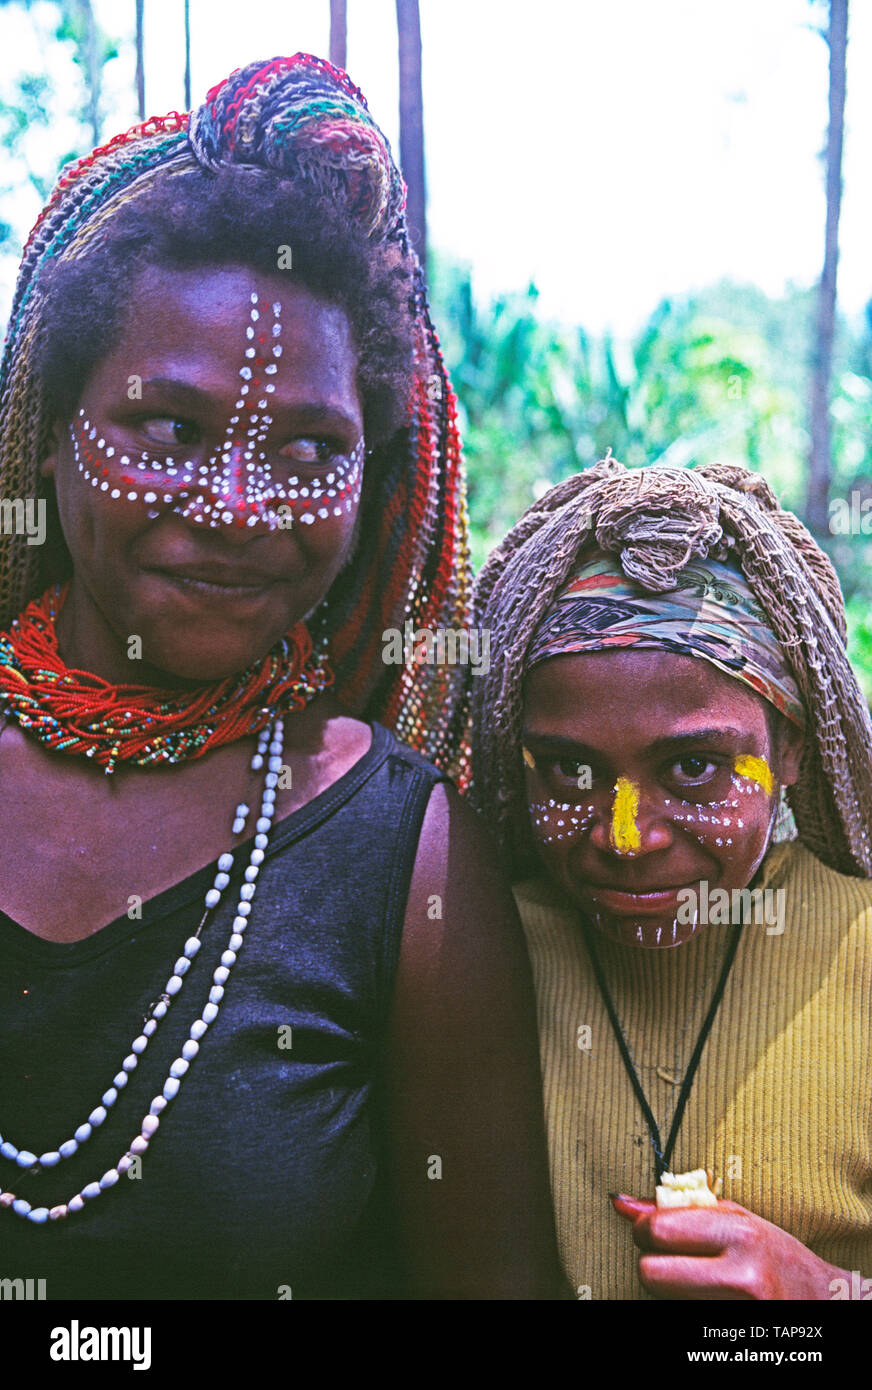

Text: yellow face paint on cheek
xmin=611 ymin=776 xmax=641 ymax=853
xmin=733 ymin=753 xmax=774 ymax=795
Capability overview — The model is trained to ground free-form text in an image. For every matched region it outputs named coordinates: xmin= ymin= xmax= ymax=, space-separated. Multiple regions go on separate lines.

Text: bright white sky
xmin=1 ymin=0 xmax=870 ymax=336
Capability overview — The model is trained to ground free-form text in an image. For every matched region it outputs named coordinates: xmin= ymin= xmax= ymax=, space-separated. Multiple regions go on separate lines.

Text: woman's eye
xmin=669 ymin=755 xmax=721 ymax=787
xmin=140 ymin=418 xmax=201 ymax=447
xmin=278 ymin=438 xmax=338 ymax=467
xmin=557 ymin=757 xmax=588 ymax=780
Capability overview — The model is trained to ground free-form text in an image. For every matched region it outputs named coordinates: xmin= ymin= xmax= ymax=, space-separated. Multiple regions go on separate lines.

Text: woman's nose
xmin=587 ymin=776 xmax=674 ymax=857
xmin=169 ymin=443 xmax=286 ymax=532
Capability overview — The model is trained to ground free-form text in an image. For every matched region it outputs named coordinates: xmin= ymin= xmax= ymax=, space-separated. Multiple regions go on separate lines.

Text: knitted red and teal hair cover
xmin=0 ymin=54 xmax=472 ymax=782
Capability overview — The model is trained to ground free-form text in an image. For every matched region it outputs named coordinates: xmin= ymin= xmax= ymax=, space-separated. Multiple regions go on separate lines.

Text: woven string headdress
xmin=0 ymin=54 xmax=472 ymax=781
xmin=471 ymin=458 xmax=872 ymax=878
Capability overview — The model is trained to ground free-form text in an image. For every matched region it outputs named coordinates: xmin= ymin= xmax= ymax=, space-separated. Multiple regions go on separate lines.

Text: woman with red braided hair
xmin=0 ymin=56 xmax=561 ymax=1299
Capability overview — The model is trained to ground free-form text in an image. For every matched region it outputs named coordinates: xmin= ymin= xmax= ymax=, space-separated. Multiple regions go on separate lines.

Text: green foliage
xmin=846 ymin=596 xmax=872 ymax=703
xmin=0 ymin=71 xmax=54 ymax=215
xmin=429 ymin=255 xmax=872 ymax=699
xmin=0 ymin=71 xmax=51 ymax=141
xmin=0 ymin=0 xmax=118 ymax=252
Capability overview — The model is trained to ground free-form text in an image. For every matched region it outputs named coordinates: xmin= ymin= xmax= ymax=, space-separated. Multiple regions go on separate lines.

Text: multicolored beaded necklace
xmin=0 ymin=582 xmax=333 ymax=773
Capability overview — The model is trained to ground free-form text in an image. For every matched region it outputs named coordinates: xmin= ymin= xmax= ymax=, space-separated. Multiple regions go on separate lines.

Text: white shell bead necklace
xmin=0 ymin=718 xmax=284 ymax=1225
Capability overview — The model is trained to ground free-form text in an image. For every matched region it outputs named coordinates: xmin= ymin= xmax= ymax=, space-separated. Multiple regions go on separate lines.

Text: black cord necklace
xmin=580 ymin=915 xmax=743 ymax=1185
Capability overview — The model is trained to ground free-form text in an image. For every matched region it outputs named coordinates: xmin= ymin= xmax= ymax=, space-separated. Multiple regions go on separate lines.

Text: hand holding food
xmin=611 ymin=1188 xmax=848 ymax=1299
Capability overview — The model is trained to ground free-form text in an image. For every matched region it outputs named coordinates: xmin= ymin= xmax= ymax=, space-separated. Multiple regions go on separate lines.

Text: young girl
xmin=471 ymin=457 xmax=872 ymax=1299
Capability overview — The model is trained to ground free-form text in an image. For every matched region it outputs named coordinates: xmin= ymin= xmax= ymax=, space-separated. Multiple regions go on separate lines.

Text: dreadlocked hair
xmin=35 ymin=167 xmax=416 ymax=447
xmin=0 ymin=53 xmax=472 ymax=784
xmin=470 ymin=456 xmax=872 ymax=879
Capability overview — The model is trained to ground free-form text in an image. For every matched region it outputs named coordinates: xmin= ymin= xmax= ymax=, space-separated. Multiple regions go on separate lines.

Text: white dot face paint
xmin=529 ymin=798 xmax=596 ymax=846
xmin=70 ymin=295 xmax=364 ymax=532
xmin=521 ymin=650 xmax=795 ymax=951
xmin=667 ymin=770 xmax=771 ymax=852
xmin=527 ymin=766 xmax=773 ymax=856
xmin=523 ymin=758 xmax=780 ymax=951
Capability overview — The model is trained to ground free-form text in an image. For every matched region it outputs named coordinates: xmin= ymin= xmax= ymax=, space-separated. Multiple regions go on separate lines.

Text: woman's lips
xmin=150 ymin=569 xmax=276 ymax=601
xmin=583 ymin=884 xmax=694 ymax=916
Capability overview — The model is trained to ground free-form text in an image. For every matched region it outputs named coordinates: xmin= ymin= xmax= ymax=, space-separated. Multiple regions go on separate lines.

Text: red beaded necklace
xmin=0 ymin=583 xmax=333 ymax=773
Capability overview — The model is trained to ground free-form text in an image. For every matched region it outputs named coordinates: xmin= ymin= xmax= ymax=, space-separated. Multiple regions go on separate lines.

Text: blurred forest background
xmin=1 ymin=0 xmax=870 ymax=697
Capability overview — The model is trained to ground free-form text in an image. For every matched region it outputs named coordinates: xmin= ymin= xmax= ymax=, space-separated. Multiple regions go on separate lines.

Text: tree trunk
xmin=183 ymin=0 xmax=191 ymax=108
xmin=78 ymin=0 xmax=100 ymax=143
xmin=135 ymin=0 xmax=145 ymax=119
xmin=329 ymin=0 xmax=347 ymax=71
xmin=396 ymin=0 xmax=426 ymax=273
xmin=808 ymin=0 xmax=848 ymax=536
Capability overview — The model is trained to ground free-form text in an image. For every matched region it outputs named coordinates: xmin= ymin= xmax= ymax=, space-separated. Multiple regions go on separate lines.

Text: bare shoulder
xmin=403 ymin=777 xmax=525 ymax=951
xmin=387 ymin=777 xmax=566 ymax=1298
xmin=292 ymin=691 xmax=371 ymax=756
xmin=274 ymin=692 xmax=372 ymax=809
xmin=396 ymin=777 xmax=540 ymax=1048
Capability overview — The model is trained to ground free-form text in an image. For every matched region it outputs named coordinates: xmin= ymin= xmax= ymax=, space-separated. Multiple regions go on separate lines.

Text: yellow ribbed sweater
xmin=514 ymin=841 xmax=872 ymax=1299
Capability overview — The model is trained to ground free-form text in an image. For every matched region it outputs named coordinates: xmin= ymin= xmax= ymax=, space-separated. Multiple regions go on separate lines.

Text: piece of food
xmin=655 ymin=1167 xmax=722 ymax=1209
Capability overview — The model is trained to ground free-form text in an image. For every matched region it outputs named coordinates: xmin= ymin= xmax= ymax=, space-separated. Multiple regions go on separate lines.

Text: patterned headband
xmin=0 ymin=54 xmax=472 ymax=784
xmin=526 ymin=550 xmax=806 ymax=728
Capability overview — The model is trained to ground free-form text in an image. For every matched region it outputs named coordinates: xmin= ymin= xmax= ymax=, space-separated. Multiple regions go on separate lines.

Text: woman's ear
xmin=39 ymin=421 xmax=62 ymax=481
xmin=775 ymin=716 xmax=805 ymax=789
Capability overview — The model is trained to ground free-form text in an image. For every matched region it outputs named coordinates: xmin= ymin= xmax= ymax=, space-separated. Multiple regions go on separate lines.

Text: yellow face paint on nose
xmin=611 ymin=776 xmax=641 ymax=854
xmin=733 ymin=753 xmax=774 ymax=795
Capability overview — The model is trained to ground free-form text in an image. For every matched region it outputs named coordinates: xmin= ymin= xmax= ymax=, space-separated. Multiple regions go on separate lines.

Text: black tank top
xmin=0 ymin=721 xmax=446 ymax=1299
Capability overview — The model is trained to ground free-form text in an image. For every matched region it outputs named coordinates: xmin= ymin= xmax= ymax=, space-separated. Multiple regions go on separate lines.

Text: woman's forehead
xmin=523 ymin=648 xmax=768 ymax=737
xmin=83 ymin=263 xmax=361 ymax=419
xmin=112 ymin=262 xmax=354 ymax=348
